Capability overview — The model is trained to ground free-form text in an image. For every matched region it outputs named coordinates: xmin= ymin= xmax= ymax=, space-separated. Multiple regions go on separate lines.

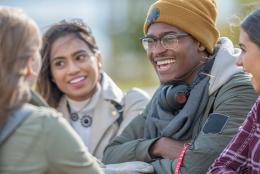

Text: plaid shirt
xmin=208 ymin=96 xmax=260 ymax=174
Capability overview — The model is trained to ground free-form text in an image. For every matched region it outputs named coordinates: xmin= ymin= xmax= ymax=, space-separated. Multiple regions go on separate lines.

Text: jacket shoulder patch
xmin=203 ymin=113 xmax=229 ymax=134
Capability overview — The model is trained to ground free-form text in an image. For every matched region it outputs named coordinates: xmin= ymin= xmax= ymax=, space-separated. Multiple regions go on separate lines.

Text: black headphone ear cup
xmin=158 ymin=84 xmax=190 ymax=113
xmin=158 ymin=85 xmax=172 ymax=111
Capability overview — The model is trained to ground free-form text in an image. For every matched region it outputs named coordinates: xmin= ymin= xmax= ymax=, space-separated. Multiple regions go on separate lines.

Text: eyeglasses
xmin=141 ymin=32 xmax=189 ymax=51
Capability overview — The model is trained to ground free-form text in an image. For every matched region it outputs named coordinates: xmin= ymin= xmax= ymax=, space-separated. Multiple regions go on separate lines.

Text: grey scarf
xmin=144 ymin=59 xmax=214 ymax=140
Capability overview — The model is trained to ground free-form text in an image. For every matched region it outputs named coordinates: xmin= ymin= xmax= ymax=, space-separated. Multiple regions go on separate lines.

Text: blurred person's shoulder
xmin=126 ymin=87 xmax=150 ymax=100
xmin=25 ymin=103 xmax=67 ymax=130
xmin=29 ymin=90 xmax=48 ymax=107
xmin=123 ymin=87 xmax=150 ymax=110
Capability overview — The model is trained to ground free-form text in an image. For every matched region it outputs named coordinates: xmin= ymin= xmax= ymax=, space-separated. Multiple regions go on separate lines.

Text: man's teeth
xmin=70 ymin=77 xmax=85 ymax=84
xmin=156 ymin=59 xmax=176 ymax=65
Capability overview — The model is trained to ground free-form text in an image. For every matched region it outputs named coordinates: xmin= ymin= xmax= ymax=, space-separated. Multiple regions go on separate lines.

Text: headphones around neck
xmin=158 ymin=84 xmax=190 ymax=114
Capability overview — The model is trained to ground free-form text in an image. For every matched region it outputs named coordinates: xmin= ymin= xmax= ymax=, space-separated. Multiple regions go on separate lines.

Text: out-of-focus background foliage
xmin=1 ymin=0 xmax=259 ymax=92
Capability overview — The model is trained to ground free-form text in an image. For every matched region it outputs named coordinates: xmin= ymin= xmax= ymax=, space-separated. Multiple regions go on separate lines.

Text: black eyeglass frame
xmin=140 ymin=31 xmax=189 ymax=51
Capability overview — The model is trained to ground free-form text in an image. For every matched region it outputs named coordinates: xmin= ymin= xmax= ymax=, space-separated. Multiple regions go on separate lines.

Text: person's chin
xmin=159 ymin=77 xmax=178 ymax=85
xmin=158 ymin=76 xmax=169 ymax=84
xmin=253 ymin=84 xmax=260 ymax=93
xmin=251 ymin=78 xmax=259 ymax=92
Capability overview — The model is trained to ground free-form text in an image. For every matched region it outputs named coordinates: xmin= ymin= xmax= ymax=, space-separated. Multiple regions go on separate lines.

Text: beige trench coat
xmin=57 ymin=73 xmax=150 ymax=159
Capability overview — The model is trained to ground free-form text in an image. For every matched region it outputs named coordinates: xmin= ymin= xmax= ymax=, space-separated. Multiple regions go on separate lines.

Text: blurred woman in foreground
xmin=0 ymin=6 xmax=103 ymax=174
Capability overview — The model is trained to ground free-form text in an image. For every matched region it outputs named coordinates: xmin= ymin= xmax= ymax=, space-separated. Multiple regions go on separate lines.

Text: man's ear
xmin=197 ymin=42 xmax=206 ymax=51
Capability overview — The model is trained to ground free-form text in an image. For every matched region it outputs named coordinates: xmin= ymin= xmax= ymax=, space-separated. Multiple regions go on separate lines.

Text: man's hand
xmin=149 ymin=137 xmax=186 ymax=160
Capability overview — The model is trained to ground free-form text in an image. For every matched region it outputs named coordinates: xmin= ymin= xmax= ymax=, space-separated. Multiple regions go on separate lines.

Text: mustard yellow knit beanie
xmin=143 ymin=0 xmax=219 ymax=53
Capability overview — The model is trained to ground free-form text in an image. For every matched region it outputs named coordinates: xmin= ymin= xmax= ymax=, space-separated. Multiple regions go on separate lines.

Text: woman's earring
xmin=98 ymin=63 xmax=102 ymax=69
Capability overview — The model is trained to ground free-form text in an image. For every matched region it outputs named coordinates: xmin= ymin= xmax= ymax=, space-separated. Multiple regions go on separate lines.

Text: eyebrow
xmin=146 ymin=31 xmax=179 ymax=38
xmin=51 ymin=50 xmax=87 ymax=62
xmin=239 ymin=43 xmax=246 ymax=49
xmin=51 ymin=56 xmax=64 ymax=63
xmin=71 ymin=50 xmax=87 ymax=57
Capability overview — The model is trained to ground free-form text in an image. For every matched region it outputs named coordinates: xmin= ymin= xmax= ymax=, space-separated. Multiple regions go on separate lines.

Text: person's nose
xmin=151 ymin=40 xmax=166 ymax=55
xmin=67 ymin=61 xmax=80 ymax=75
xmin=236 ymin=54 xmax=243 ymax=67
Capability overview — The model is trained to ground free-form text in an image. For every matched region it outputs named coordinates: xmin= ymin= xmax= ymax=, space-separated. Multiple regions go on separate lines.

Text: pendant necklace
xmin=66 ymin=102 xmax=92 ymax=128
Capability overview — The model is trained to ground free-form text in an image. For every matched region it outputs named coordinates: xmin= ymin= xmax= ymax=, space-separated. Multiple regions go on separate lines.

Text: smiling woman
xmin=50 ymin=33 xmax=101 ymax=101
xmin=208 ymin=8 xmax=260 ymax=174
xmin=36 ymin=19 xmax=150 ymax=160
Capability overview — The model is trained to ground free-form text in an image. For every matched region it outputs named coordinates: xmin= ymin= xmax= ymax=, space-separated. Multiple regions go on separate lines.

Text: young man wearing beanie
xmin=103 ymin=0 xmax=258 ymax=173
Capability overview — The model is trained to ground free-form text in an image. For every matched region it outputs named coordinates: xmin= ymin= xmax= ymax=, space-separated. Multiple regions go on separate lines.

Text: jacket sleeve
xmin=207 ymin=118 xmax=251 ymax=174
xmin=177 ymin=74 xmax=258 ymax=174
xmin=208 ymin=99 xmax=259 ymax=173
xmin=150 ymin=74 xmax=257 ymax=174
xmin=104 ymin=74 xmax=257 ymax=174
xmin=102 ymin=104 xmax=158 ymax=164
xmin=45 ymin=110 xmax=104 ymax=174
xmin=117 ymin=88 xmax=150 ymax=135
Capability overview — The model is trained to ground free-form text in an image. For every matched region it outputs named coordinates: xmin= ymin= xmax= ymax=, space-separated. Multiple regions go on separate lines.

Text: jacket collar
xmin=209 ymin=37 xmax=242 ymax=95
xmin=57 ymin=72 xmax=124 ymax=116
xmin=100 ymin=72 xmax=124 ymax=105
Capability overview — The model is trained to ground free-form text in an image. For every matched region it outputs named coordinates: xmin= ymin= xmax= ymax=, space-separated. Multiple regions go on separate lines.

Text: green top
xmin=29 ymin=90 xmax=48 ymax=107
xmin=0 ymin=105 xmax=104 ymax=174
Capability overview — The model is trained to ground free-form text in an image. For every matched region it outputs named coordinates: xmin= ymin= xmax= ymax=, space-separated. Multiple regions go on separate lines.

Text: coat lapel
xmin=55 ymin=73 xmax=125 ymax=156
xmin=89 ymin=73 xmax=124 ymax=154
xmin=89 ymin=99 xmax=119 ymax=154
xmin=56 ymin=96 xmax=70 ymax=121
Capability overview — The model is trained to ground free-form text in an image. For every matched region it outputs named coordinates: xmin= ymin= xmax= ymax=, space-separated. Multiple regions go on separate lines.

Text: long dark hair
xmin=241 ymin=8 xmax=260 ymax=48
xmin=0 ymin=7 xmax=41 ymax=127
xmin=37 ymin=19 xmax=99 ymax=108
